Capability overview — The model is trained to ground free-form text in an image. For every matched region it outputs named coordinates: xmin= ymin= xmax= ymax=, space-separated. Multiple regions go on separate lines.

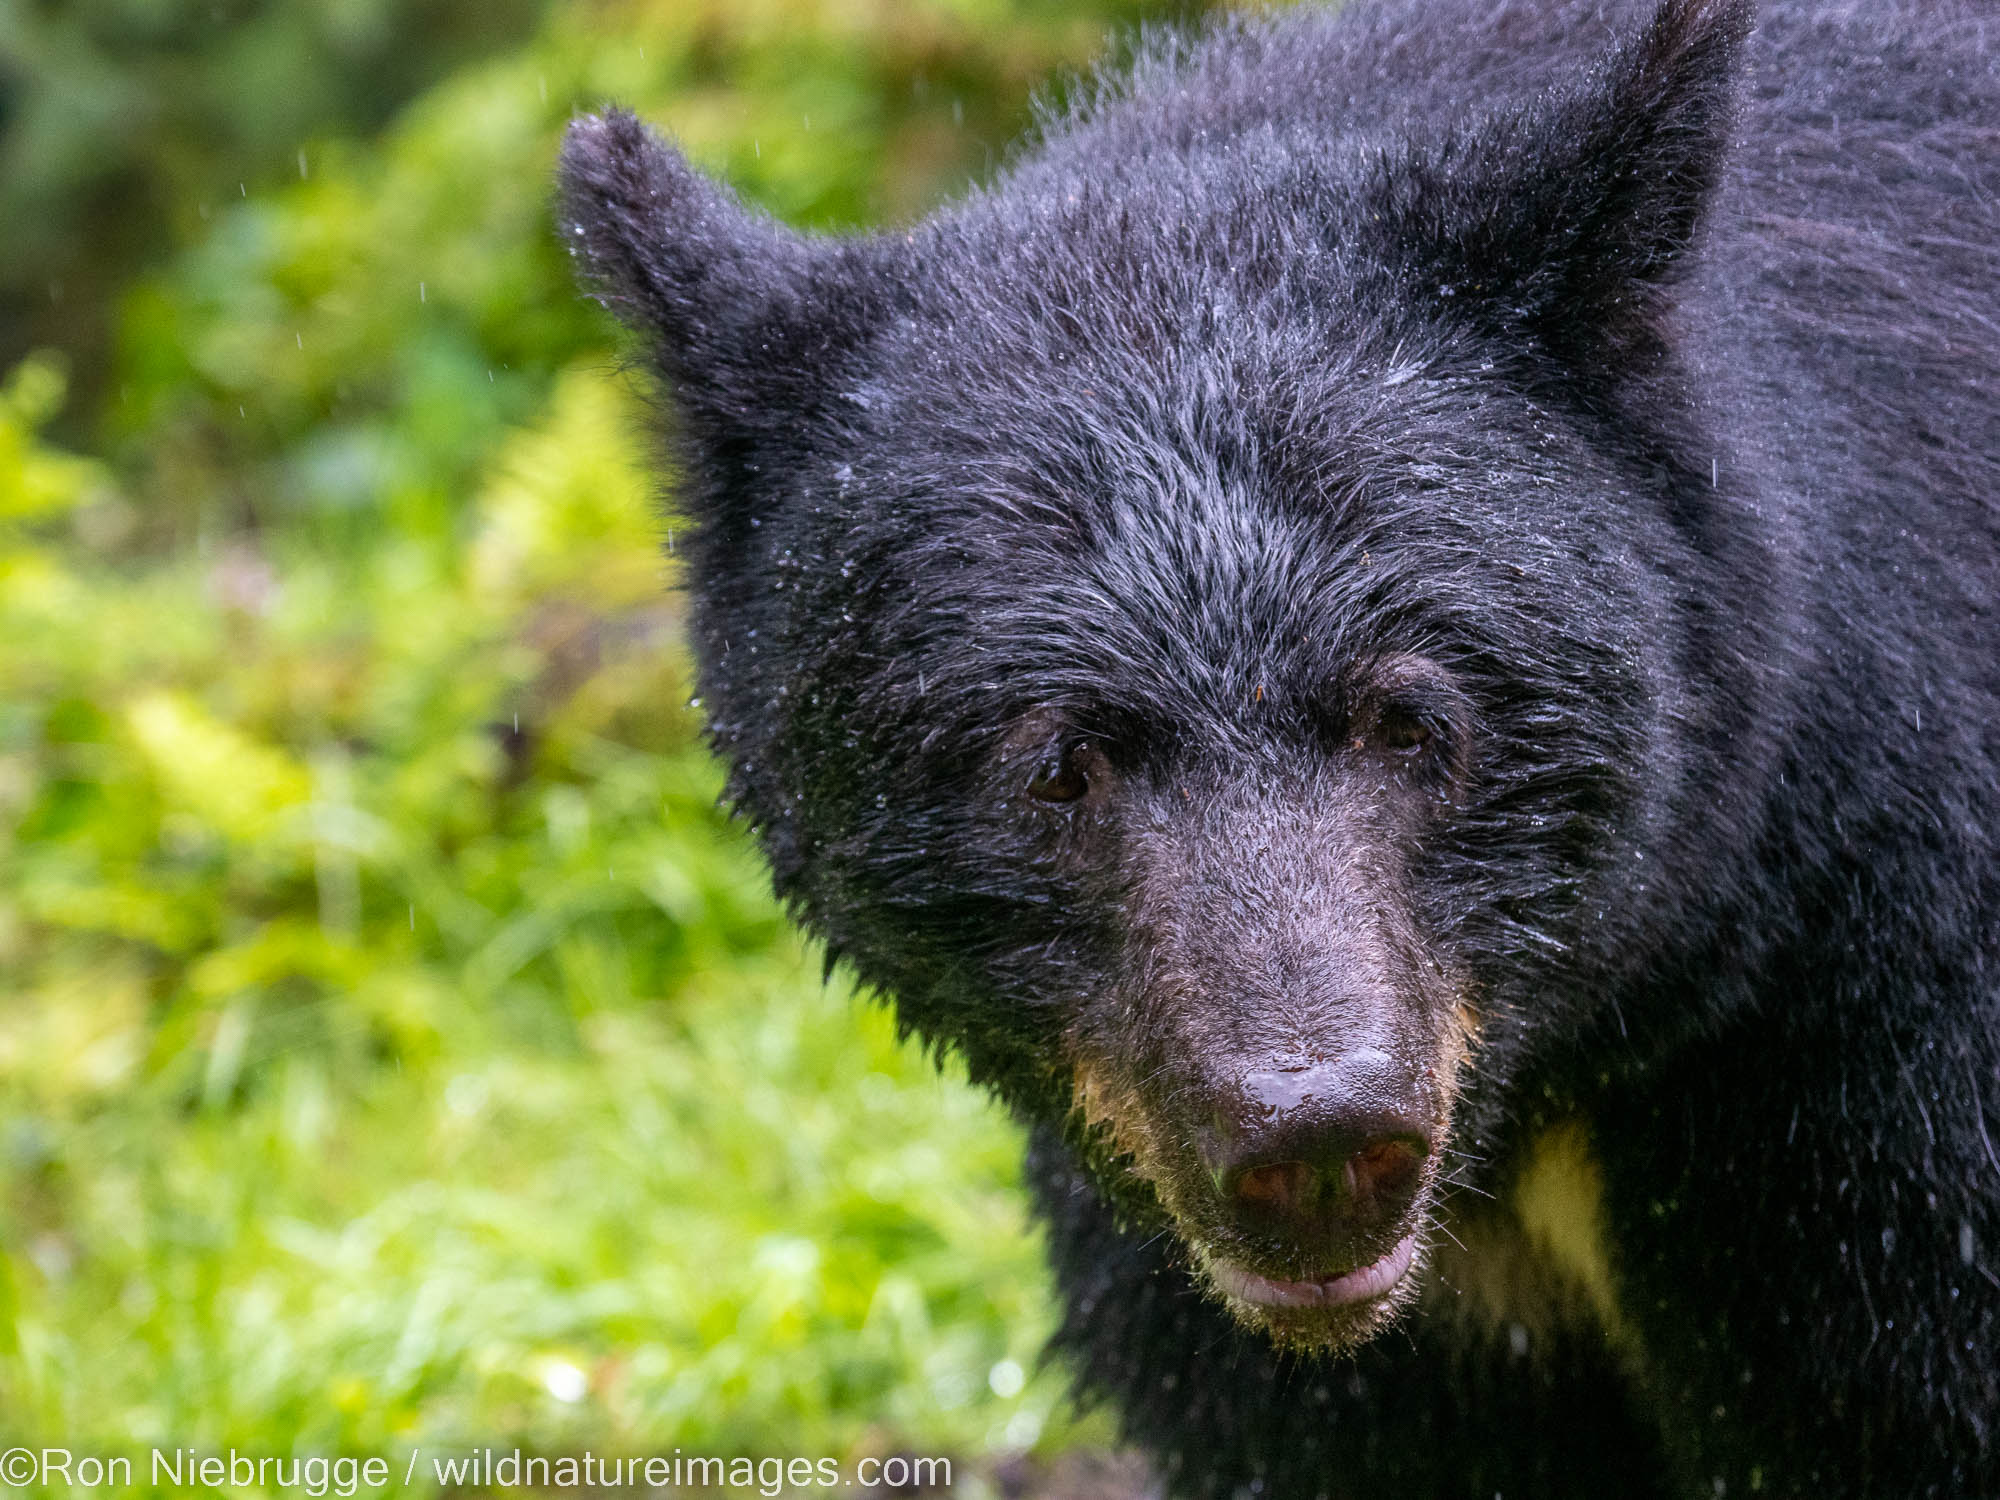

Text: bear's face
xmin=726 ymin=298 xmax=1660 ymax=1346
xmin=560 ymin=0 xmax=1747 ymax=1348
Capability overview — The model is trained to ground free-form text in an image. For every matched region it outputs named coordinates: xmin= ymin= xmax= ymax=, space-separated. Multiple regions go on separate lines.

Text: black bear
xmin=557 ymin=0 xmax=2000 ymax=1493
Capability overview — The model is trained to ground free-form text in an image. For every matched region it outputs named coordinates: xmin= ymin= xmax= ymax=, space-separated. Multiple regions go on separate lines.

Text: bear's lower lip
xmin=1210 ymin=1234 xmax=1418 ymax=1309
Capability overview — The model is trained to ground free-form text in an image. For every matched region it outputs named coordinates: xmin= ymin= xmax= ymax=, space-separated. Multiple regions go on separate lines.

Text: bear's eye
xmin=1376 ymin=708 xmax=1433 ymax=755
xmin=1027 ymin=741 xmax=1095 ymax=803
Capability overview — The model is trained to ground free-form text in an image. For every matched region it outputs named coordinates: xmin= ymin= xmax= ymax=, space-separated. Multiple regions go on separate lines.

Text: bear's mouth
xmin=1207 ymin=1232 xmax=1419 ymax=1310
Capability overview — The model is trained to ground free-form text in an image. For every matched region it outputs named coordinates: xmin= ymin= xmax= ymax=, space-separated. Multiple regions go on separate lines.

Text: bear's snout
xmin=1202 ymin=1059 xmax=1433 ymax=1255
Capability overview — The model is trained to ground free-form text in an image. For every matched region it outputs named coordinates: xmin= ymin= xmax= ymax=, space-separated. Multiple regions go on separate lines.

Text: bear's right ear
xmin=558 ymin=110 xmax=845 ymax=437
xmin=1378 ymin=0 xmax=1753 ymax=377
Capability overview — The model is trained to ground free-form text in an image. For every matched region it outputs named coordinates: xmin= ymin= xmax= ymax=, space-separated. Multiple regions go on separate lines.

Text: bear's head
xmin=558 ymin=0 xmax=1759 ymax=1349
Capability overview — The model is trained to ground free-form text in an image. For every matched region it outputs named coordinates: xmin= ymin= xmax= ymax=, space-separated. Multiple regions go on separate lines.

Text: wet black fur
xmin=559 ymin=0 xmax=2000 ymax=1493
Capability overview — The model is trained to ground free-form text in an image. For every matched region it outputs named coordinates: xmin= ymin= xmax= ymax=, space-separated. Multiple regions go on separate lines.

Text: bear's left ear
xmin=558 ymin=110 xmax=870 ymax=449
xmin=1382 ymin=0 xmax=1753 ymax=372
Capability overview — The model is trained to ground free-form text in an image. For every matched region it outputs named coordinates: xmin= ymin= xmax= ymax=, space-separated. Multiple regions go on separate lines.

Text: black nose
xmin=1205 ymin=1054 xmax=1432 ymax=1246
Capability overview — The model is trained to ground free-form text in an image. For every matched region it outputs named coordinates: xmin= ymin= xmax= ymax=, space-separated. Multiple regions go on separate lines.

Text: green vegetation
xmin=0 ymin=0 xmax=1220 ymax=1485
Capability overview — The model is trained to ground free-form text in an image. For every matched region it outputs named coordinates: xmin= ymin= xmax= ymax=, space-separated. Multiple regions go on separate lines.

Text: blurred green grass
xmin=0 ymin=0 xmax=1227 ymax=1486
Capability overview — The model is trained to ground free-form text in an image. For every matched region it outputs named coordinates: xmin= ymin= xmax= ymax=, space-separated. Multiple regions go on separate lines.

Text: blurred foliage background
xmin=0 ymin=0 xmax=1223 ymax=1489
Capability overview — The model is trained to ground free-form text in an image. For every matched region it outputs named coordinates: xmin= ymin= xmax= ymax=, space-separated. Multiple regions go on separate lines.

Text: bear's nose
xmin=1205 ymin=1057 xmax=1432 ymax=1246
